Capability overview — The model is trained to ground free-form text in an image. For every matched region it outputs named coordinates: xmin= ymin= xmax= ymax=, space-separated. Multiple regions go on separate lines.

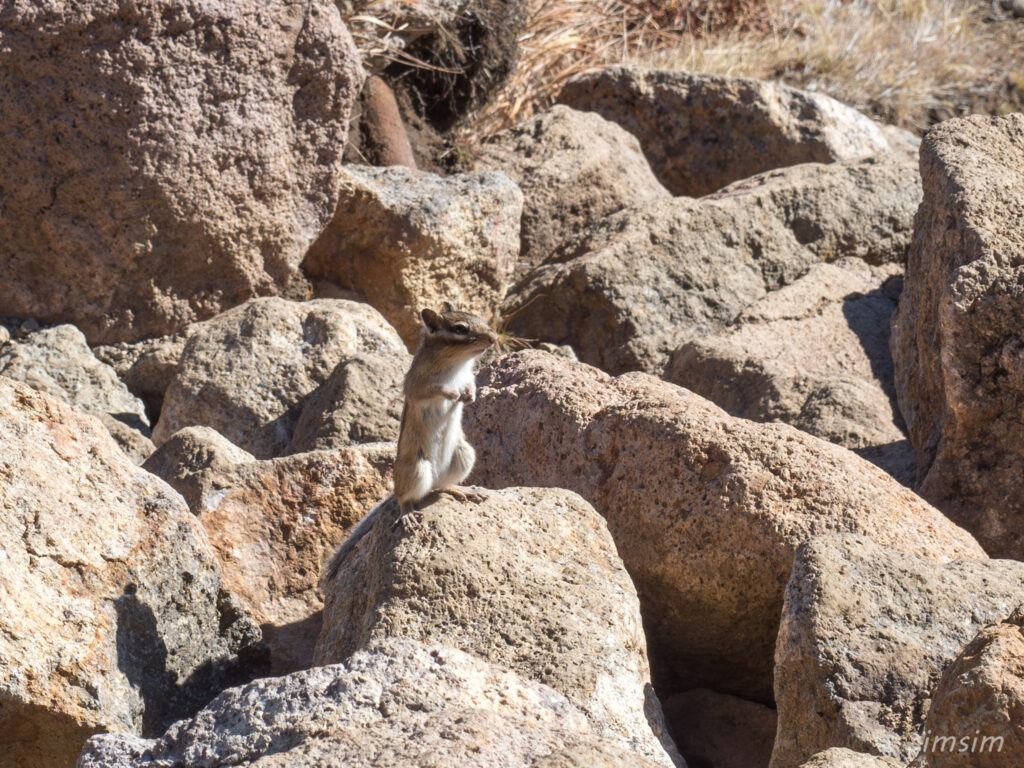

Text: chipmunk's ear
xmin=421 ymin=308 xmax=441 ymax=330
xmin=440 ymin=301 xmax=454 ymax=313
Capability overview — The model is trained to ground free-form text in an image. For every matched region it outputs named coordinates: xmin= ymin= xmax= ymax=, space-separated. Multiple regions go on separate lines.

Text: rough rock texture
xmin=915 ymin=606 xmax=1024 ymax=768
xmin=152 ymin=298 xmax=407 ymax=458
xmin=0 ymin=380 xmax=264 ymax=768
xmin=145 ymin=428 xmax=393 ymax=674
xmin=315 ymin=488 xmax=678 ymax=766
xmin=772 ymin=535 xmax=1024 ymax=768
xmin=667 ymin=259 xmax=913 ymax=484
xmin=476 ymin=104 xmax=670 ymax=271
xmin=663 ymin=689 xmax=776 ymax=768
xmin=557 ymin=67 xmax=895 ymax=196
xmin=94 ymin=334 xmax=189 ymax=422
xmin=303 ymin=165 xmax=521 ymax=347
xmin=287 ymin=351 xmax=409 ymax=453
xmin=78 ymin=639 xmax=663 ymax=768
xmin=890 ymin=114 xmax=1024 ymax=559
xmin=0 ymin=0 xmax=364 ymax=345
xmin=505 ymin=161 xmax=920 ymax=375
xmin=0 ymin=325 xmax=9 ymax=347
xmin=0 ymin=324 xmax=152 ymax=461
xmin=464 ymin=352 xmax=983 ymax=701
xmin=798 ymin=749 xmax=902 ymax=768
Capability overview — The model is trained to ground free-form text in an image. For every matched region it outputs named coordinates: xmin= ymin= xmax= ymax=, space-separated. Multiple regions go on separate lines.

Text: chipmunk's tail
xmin=323 ymin=494 xmax=397 ymax=584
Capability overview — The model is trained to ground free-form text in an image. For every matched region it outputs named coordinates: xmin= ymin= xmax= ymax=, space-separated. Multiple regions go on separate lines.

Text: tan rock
xmin=505 ymin=161 xmax=919 ymax=375
xmin=558 ymin=67 xmax=895 ymax=196
xmin=465 ymin=351 xmax=984 ymax=701
xmin=315 ymin=488 xmax=680 ymax=765
xmin=94 ymin=334 xmax=189 ymax=421
xmin=0 ymin=0 xmax=364 ymax=344
xmin=477 ymin=104 xmax=670 ymax=270
xmin=145 ymin=427 xmax=393 ymax=674
xmin=0 ymin=381 xmax=263 ymax=768
xmin=772 ymin=535 xmax=1024 ymax=768
xmin=152 ymin=298 xmax=407 ymax=458
xmin=667 ymin=259 xmax=913 ymax=483
xmin=916 ymin=607 xmax=1024 ymax=768
xmin=302 ymin=165 xmax=522 ymax=346
xmin=663 ymin=689 xmax=776 ymax=768
xmin=79 ymin=639 xmax=664 ymax=768
xmin=890 ymin=113 xmax=1024 ymax=558
xmin=798 ymin=749 xmax=902 ymax=768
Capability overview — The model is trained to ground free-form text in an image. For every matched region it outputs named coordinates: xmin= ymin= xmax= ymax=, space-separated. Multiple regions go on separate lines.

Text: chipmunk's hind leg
xmin=438 ymin=439 xmax=488 ymax=504
xmin=394 ymin=457 xmax=432 ymax=530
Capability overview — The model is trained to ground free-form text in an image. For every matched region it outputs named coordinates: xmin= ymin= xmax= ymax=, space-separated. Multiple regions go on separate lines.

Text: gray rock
xmin=558 ymin=67 xmax=895 ymax=196
xmin=0 ymin=380 xmax=264 ymax=768
xmin=315 ymin=488 xmax=680 ymax=766
xmin=797 ymin=749 xmax=902 ymax=768
xmin=772 ymin=535 xmax=1024 ymax=768
xmin=287 ymin=351 xmax=409 ymax=454
xmin=465 ymin=352 xmax=983 ymax=702
xmin=0 ymin=324 xmax=152 ymax=461
xmin=0 ymin=0 xmax=364 ymax=344
xmin=890 ymin=113 xmax=1024 ymax=558
xmin=94 ymin=333 xmax=189 ymax=421
xmin=152 ymin=298 xmax=407 ymax=458
xmin=505 ymin=161 xmax=920 ymax=375
xmin=303 ymin=165 xmax=522 ymax=346
xmin=667 ymin=259 xmax=913 ymax=484
xmin=476 ymin=104 xmax=670 ymax=271
xmin=663 ymin=689 xmax=776 ymax=768
xmin=78 ymin=639 xmax=665 ymax=768
xmin=146 ymin=427 xmax=393 ymax=675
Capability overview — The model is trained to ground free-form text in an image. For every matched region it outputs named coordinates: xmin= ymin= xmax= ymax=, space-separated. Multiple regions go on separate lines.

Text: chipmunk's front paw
xmin=458 ymin=386 xmax=475 ymax=404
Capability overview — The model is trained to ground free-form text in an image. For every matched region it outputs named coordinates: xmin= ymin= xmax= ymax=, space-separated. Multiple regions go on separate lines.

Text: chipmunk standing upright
xmin=326 ymin=304 xmax=496 ymax=577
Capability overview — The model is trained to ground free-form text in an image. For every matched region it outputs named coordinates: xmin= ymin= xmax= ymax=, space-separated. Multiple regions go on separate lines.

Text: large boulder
xmin=558 ymin=67 xmax=895 ymax=196
xmin=505 ymin=161 xmax=920 ymax=375
xmin=476 ymin=104 xmax=670 ymax=271
xmin=667 ymin=259 xmax=913 ymax=484
xmin=914 ymin=606 xmax=1024 ymax=768
xmin=465 ymin=352 xmax=983 ymax=701
xmin=798 ymin=750 xmax=901 ymax=768
xmin=315 ymin=488 xmax=679 ymax=766
xmin=152 ymin=298 xmax=407 ymax=458
xmin=772 ymin=535 xmax=1024 ymax=768
xmin=0 ymin=0 xmax=364 ymax=345
xmin=0 ymin=324 xmax=153 ymax=461
xmin=145 ymin=427 xmax=393 ymax=674
xmin=662 ymin=689 xmax=776 ymax=768
xmin=0 ymin=381 xmax=264 ymax=768
xmin=890 ymin=113 xmax=1024 ymax=559
xmin=79 ymin=639 xmax=664 ymax=768
xmin=303 ymin=166 xmax=522 ymax=346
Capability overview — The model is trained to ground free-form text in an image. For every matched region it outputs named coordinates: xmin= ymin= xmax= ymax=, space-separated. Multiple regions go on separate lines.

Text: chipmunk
xmin=326 ymin=304 xmax=497 ymax=579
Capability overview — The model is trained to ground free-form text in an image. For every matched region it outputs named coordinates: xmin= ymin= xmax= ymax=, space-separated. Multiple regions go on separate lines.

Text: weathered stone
xmin=94 ymin=334 xmax=188 ymax=422
xmin=915 ymin=606 xmax=1024 ymax=768
xmin=152 ymin=298 xmax=407 ymax=458
xmin=798 ymin=749 xmax=902 ymax=768
xmin=890 ymin=113 xmax=1024 ymax=559
xmin=0 ymin=381 xmax=264 ymax=768
xmin=465 ymin=352 xmax=983 ymax=701
xmin=287 ymin=351 xmax=408 ymax=454
xmin=303 ymin=165 xmax=522 ymax=346
xmin=667 ymin=259 xmax=913 ymax=484
xmin=772 ymin=535 xmax=1024 ymax=768
xmin=505 ymin=161 xmax=919 ymax=375
xmin=0 ymin=324 xmax=152 ymax=461
xmin=476 ymin=104 xmax=670 ymax=270
xmin=78 ymin=639 xmax=664 ymax=768
xmin=0 ymin=0 xmax=364 ymax=344
xmin=663 ymin=689 xmax=776 ymax=768
xmin=146 ymin=428 xmax=393 ymax=674
xmin=558 ymin=67 xmax=895 ymax=196
xmin=0 ymin=325 xmax=9 ymax=347
xmin=315 ymin=488 xmax=679 ymax=765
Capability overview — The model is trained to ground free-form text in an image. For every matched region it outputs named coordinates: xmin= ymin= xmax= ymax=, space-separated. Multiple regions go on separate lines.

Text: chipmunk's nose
xmin=486 ymin=330 xmax=498 ymax=346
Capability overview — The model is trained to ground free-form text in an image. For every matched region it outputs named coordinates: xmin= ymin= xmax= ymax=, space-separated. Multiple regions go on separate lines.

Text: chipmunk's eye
xmin=452 ymin=324 xmax=469 ymax=335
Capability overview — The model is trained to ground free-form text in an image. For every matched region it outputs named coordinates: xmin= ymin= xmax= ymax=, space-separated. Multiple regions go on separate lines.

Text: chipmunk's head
xmin=420 ymin=303 xmax=497 ymax=359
